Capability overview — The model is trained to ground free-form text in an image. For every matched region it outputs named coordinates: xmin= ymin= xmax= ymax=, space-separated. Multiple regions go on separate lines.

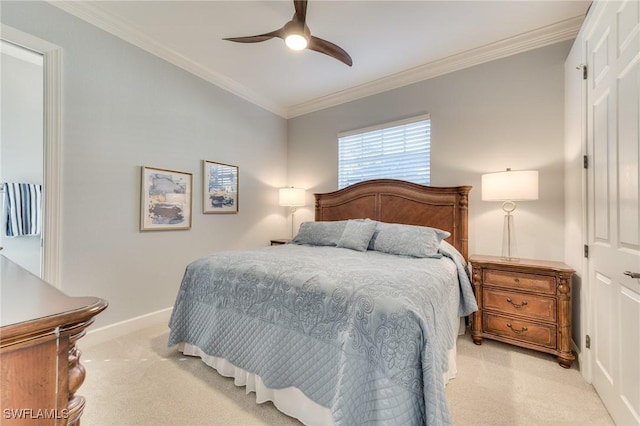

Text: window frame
xmin=337 ymin=114 xmax=431 ymax=189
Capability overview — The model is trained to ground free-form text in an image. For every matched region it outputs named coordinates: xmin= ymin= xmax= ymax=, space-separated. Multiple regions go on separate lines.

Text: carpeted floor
xmin=79 ymin=323 xmax=614 ymax=425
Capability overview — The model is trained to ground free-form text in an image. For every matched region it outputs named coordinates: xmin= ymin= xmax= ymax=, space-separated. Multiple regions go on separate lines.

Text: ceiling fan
xmin=223 ymin=0 xmax=353 ymax=67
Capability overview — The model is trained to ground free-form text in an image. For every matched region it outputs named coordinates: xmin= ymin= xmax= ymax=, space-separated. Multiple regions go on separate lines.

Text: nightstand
xmin=270 ymin=239 xmax=290 ymax=246
xmin=469 ymin=255 xmax=575 ymax=368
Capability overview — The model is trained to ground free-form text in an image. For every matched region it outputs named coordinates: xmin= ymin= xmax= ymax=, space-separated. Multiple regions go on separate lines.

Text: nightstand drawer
xmin=484 ymin=269 xmax=556 ymax=295
xmin=483 ymin=312 xmax=557 ymax=348
xmin=483 ymin=288 xmax=556 ymax=322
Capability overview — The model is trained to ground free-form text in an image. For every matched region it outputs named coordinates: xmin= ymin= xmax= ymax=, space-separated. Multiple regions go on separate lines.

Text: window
xmin=338 ymin=115 xmax=431 ymax=189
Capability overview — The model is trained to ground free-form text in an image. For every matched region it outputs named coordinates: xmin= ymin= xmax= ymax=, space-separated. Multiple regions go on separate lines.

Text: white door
xmin=586 ymin=1 xmax=640 ymax=425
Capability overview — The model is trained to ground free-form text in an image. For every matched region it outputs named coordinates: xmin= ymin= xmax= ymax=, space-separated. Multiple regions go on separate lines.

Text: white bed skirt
xmin=180 ymin=343 xmax=333 ymax=426
xmin=178 ymin=319 xmax=462 ymax=426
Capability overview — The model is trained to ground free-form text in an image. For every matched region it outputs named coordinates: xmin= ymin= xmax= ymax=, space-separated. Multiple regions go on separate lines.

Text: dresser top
xmin=469 ymin=254 xmax=574 ymax=273
xmin=1 ymin=255 xmax=107 ymax=336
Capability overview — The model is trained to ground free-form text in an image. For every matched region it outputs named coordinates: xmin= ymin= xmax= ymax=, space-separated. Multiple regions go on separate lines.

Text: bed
xmin=168 ymin=179 xmax=477 ymax=425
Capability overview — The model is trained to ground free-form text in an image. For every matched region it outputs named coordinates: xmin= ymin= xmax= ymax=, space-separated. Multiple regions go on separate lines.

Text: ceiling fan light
xmin=285 ymin=34 xmax=308 ymax=50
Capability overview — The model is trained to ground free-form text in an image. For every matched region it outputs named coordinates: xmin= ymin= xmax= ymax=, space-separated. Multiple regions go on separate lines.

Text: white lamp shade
xmin=279 ymin=187 xmax=306 ymax=207
xmin=482 ymin=170 xmax=539 ymax=201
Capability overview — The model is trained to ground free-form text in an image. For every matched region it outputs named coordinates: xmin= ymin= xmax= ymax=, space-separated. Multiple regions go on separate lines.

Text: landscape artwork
xmin=140 ymin=166 xmax=192 ymax=231
xmin=203 ymin=161 xmax=238 ymax=213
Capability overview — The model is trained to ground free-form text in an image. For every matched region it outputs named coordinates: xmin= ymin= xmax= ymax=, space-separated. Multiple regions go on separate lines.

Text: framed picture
xmin=140 ymin=166 xmax=192 ymax=231
xmin=203 ymin=160 xmax=238 ymax=214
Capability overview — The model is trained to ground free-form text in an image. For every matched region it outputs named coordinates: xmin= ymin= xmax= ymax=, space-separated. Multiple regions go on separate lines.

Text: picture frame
xmin=203 ymin=160 xmax=239 ymax=214
xmin=140 ymin=166 xmax=192 ymax=231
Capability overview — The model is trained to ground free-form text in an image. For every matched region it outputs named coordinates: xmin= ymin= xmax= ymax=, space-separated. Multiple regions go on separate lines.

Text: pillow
xmin=336 ymin=219 xmax=377 ymax=252
xmin=291 ymin=221 xmax=348 ymax=246
xmin=369 ymin=222 xmax=450 ymax=258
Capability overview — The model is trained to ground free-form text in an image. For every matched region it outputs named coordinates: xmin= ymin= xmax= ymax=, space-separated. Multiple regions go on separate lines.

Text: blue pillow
xmin=291 ymin=221 xmax=348 ymax=246
xmin=369 ymin=222 xmax=450 ymax=258
xmin=336 ymin=219 xmax=377 ymax=252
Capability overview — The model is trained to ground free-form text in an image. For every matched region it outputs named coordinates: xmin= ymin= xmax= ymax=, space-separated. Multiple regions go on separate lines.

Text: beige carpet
xmin=79 ymin=323 xmax=614 ymax=426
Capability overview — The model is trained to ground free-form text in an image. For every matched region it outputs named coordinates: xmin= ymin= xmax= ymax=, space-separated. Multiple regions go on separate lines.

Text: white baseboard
xmin=82 ymin=307 xmax=173 ymax=347
xmin=571 ymin=338 xmax=582 ymax=370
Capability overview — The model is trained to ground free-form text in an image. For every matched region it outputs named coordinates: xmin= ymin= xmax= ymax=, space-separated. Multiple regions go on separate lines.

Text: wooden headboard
xmin=315 ymin=179 xmax=472 ymax=259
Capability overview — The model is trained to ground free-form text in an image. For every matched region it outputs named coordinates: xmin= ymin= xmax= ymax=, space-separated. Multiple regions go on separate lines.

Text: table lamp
xmin=482 ymin=169 xmax=538 ymax=261
xmin=279 ymin=187 xmax=306 ymax=238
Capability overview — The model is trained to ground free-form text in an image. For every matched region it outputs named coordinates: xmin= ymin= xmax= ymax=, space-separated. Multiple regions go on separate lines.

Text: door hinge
xmin=583 ymin=155 xmax=588 ymax=169
xmin=584 ymin=244 xmax=589 ymax=258
xmin=576 ymin=64 xmax=588 ymax=80
xmin=586 ymin=334 xmax=591 ymax=349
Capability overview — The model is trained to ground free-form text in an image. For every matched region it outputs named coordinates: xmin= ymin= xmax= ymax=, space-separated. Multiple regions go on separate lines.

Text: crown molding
xmin=48 ymin=2 xmax=583 ymax=120
xmin=49 ymin=1 xmax=289 ymax=118
xmin=287 ymin=15 xmax=584 ymax=118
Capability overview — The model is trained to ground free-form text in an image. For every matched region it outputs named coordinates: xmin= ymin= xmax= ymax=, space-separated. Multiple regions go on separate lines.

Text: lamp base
xmin=500 ymin=256 xmax=521 ymax=262
xmin=290 ymin=208 xmax=297 ymax=239
xmin=501 ymin=212 xmax=519 ymax=262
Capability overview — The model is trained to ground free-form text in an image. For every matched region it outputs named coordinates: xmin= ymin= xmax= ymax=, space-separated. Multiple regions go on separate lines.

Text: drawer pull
xmin=506 ymin=297 xmax=528 ymax=309
xmin=506 ymin=323 xmax=528 ymax=334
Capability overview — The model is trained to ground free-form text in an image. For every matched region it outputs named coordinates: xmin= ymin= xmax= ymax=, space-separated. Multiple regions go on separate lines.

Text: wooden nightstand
xmin=469 ymin=255 xmax=575 ymax=368
xmin=270 ymin=239 xmax=290 ymax=246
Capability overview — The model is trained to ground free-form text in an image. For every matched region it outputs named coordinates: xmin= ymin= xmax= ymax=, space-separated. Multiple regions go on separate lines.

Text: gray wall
xmin=288 ymin=41 xmax=572 ymax=262
xmin=2 ymin=1 xmax=573 ymax=329
xmin=0 ymin=43 xmax=44 ymax=276
xmin=1 ymin=1 xmax=288 ymax=327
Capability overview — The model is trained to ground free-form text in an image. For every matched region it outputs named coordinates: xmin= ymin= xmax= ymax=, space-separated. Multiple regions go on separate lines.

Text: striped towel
xmin=3 ymin=183 xmax=42 ymax=237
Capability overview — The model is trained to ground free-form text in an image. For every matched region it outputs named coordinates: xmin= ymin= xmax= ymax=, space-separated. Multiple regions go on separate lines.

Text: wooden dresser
xmin=469 ymin=255 xmax=575 ymax=368
xmin=1 ymin=256 xmax=107 ymax=424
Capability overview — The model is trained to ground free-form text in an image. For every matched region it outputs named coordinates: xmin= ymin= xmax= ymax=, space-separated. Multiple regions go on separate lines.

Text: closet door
xmin=586 ymin=1 xmax=640 ymax=424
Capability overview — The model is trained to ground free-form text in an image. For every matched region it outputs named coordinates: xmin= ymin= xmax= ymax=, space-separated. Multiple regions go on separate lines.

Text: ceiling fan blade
xmin=308 ymin=36 xmax=352 ymax=67
xmin=294 ymin=0 xmax=307 ymax=23
xmin=223 ymin=28 xmax=284 ymax=43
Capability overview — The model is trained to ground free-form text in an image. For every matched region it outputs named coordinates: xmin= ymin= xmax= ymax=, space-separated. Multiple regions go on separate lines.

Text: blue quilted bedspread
xmin=168 ymin=244 xmax=477 ymax=425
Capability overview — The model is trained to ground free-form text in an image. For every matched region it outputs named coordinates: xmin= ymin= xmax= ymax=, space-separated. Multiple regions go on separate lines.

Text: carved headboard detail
xmin=314 ymin=179 xmax=471 ymax=259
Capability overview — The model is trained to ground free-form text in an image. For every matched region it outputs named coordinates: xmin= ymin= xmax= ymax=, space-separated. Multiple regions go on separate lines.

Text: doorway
xmin=1 ymin=25 xmax=62 ymax=287
xmin=1 ymin=40 xmax=44 ymax=277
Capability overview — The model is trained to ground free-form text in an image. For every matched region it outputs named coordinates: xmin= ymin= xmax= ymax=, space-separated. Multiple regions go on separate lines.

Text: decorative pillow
xmin=291 ymin=221 xmax=348 ymax=246
xmin=336 ymin=219 xmax=378 ymax=252
xmin=369 ymin=222 xmax=450 ymax=258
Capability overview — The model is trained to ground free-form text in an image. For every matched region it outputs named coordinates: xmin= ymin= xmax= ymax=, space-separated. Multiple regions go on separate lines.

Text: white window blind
xmin=338 ymin=115 xmax=430 ymax=189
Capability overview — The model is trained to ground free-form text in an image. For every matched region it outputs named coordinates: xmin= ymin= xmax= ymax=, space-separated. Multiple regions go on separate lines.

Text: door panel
xmin=593 ymin=93 xmax=610 ymax=241
xmin=594 ymin=272 xmax=614 ymax=384
xmin=620 ymin=288 xmax=640 ymax=418
xmin=617 ymin=57 xmax=639 ymax=248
